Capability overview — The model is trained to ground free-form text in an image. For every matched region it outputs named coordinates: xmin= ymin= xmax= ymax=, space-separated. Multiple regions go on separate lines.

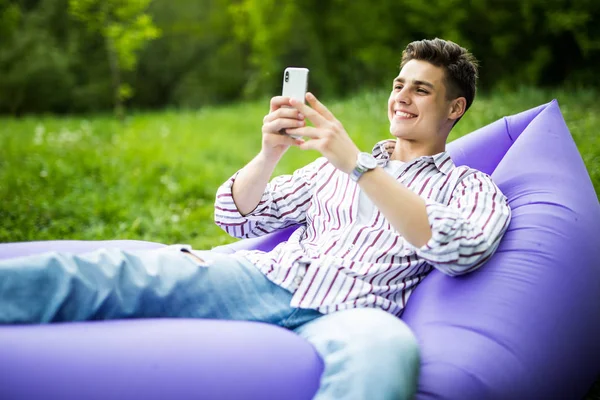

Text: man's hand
xmin=229 ymin=96 xmax=305 ymax=216
xmin=261 ymin=96 xmax=306 ymax=161
xmin=286 ymin=93 xmax=360 ymax=174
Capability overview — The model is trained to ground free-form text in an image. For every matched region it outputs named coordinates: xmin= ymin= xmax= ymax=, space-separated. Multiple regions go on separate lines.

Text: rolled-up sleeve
xmin=214 ymin=158 xmax=326 ymax=239
xmin=416 ymin=171 xmax=511 ymax=276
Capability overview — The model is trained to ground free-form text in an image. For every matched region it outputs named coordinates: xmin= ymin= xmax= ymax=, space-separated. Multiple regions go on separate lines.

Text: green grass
xmin=1 ymin=87 xmax=598 ymax=248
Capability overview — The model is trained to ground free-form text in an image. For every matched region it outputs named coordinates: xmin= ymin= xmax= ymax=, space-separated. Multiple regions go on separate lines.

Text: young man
xmin=0 ymin=39 xmax=510 ymax=400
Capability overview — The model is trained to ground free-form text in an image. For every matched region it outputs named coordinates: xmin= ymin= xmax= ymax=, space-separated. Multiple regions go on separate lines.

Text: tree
xmin=133 ymin=0 xmax=249 ymax=109
xmin=0 ymin=0 xmax=79 ymax=115
xmin=68 ymin=0 xmax=160 ymax=119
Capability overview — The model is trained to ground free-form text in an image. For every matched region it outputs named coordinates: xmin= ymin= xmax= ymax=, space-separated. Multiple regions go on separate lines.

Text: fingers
xmin=270 ymin=96 xmax=292 ymax=112
xmin=263 ymin=107 xmax=303 ymax=124
xmin=289 ymin=96 xmax=329 ymax=127
xmin=269 ymin=132 xmax=302 ymax=147
xmin=285 ymin=126 xmax=321 ymax=139
xmin=263 ymin=103 xmax=306 ymax=135
xmin=305 ymin=92 xmax=336 ymax=121
xmin=263 ymin=119 xmax=305 ymax=135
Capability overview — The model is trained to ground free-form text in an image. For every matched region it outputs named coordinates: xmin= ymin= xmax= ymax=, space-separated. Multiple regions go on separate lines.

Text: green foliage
xmin=225 ymin=0 xmax=600 ymax=99
xmin=0 ymin=88 xmax=598 ymax=247
xmin=0 ymin=27 xmax=73 ymax=114
xmin=102 ymin=13 xmax=160 ymax=72
xmin=0 ymin=0 xmax=599 ymax=114
xmin=69 ymin=0 xmax=161 ymax=60
xmin=134 ymin=0 xmax=248 ymax=109
xmin=229 ymin=0 xmax=306 ymax=97
xmin=68 ymin=0 xmax=160 ymax=111
xmin=0 ymin=0 xmax=76 ymax=115
xmin=0 ymin=1 xmax=21 ymax=41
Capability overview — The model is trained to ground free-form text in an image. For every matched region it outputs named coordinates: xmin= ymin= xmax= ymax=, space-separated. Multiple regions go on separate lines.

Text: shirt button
xmin=294 ymin=276 xmax=303 ymax=286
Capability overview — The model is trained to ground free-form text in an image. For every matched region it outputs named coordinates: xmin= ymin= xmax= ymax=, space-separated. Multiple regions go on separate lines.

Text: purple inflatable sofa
xmin=1 ymin=100 xmax=599 ymax=400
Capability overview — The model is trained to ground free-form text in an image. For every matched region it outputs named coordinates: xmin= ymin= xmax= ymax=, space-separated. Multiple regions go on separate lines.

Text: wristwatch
xmin=349 ymin=152 xmax=378 ymax=182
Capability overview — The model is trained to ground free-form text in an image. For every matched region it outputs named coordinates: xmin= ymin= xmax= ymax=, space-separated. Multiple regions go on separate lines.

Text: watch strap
xmin=350 ymin=153 xmax=376 ymax=182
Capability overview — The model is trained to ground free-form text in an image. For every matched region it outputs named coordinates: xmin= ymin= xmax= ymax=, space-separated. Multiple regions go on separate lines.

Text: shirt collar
xmin=371 ymin=139 xmax=455 ymax=175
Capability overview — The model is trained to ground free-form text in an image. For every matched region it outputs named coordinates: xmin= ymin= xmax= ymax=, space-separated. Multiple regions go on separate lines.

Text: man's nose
xmin=394 ymin=88 xmax=410 ymax=104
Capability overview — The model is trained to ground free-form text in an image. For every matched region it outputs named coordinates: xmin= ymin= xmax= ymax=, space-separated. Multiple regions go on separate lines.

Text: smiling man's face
xmin=388 ymin=59 xmax=461 ymax=144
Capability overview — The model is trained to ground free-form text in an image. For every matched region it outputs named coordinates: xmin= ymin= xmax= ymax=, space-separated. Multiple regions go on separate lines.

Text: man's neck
xmin=390 ymin=138 xmax=446 ymax=162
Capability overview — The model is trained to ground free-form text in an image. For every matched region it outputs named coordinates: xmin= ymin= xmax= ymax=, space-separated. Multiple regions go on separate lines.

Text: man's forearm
xmin=358 ymin=167 xmax=432 ymax=248
xmin=232 ymin=152 xmax=281 ymax=216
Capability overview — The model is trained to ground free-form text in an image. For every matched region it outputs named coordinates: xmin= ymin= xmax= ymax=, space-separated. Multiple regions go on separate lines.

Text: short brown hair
xmin=401 ymin=38 xmax=479 ymax=120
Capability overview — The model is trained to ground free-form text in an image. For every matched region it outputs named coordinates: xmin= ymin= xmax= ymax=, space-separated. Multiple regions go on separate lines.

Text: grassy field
xmin=0 ymin=87 xmax=598 ymax=248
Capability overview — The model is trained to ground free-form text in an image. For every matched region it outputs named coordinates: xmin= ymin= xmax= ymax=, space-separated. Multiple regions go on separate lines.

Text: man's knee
xmin=300 ymin=307 xmax=417 ymax=345
xmin=334 ymin=308 xmax=419 ymax=359
xmin=297 ymin=308 xmax=420 ymax=400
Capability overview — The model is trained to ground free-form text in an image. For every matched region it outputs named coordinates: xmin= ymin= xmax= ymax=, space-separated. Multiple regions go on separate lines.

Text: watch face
xmin=358 ymin=152 xmax=378 ymax=169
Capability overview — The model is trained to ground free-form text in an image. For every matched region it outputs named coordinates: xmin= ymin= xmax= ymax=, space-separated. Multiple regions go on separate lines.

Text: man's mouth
xmin=394 ymin=110 xmax=417 ymax=119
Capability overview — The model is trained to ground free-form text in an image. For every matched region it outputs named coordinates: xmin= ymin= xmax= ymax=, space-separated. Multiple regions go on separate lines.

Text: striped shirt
xmin=214 ymin=140 xmax=511 ymax=317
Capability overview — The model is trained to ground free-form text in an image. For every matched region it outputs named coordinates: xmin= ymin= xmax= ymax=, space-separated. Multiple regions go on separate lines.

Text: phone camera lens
xmin=285 ymin=71 xmax=289 ymax=82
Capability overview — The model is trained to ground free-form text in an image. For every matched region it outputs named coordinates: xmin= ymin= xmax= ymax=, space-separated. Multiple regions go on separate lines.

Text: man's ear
xmin=448 ymin=97 xmax=467 ymax=121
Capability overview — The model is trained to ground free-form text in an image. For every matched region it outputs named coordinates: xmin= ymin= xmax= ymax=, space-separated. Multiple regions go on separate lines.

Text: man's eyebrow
xmin=393 ymin=77 xmax=435 ymax=90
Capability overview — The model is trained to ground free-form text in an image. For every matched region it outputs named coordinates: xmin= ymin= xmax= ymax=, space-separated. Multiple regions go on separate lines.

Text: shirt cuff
xmin=214 ymin=170 xmax=271 ymax=223
xmin=415 ymin=199 xmax=463 ymax=264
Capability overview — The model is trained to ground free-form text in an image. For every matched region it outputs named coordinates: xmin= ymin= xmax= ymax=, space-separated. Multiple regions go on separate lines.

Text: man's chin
xmin=389 ymin=129 xmax=413 ymax=139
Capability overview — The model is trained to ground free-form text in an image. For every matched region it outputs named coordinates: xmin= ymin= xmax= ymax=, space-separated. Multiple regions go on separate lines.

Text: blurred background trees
xmin=0 ymin=0 xmax=598 ymax=116
xmin=68 ymin=0 xmax=160 ymax=119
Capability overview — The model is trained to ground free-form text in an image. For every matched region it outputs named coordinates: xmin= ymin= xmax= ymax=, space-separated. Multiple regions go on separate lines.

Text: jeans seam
xmin=281 ymin=307 xmax=321 ymax=330
xmin=280 ymin=308 xmax=300 ymax=329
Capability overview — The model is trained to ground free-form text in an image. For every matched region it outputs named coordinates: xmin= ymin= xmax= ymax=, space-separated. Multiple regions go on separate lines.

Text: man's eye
xmin=417 ymin=88 xmax=428 ymax=94
xmin=394 ymin=85 xmax=403 ymax=90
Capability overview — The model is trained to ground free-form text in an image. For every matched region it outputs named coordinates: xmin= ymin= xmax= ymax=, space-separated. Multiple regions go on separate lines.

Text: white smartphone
xmin=282 ymin=67 xmax=309 ymax=103
xmin=281 ymin=67 xmax=309 ymax=139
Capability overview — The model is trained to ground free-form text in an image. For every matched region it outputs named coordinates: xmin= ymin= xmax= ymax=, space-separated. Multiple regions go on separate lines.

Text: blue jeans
xmin=0 ymin=247 xmax=420 ymax=399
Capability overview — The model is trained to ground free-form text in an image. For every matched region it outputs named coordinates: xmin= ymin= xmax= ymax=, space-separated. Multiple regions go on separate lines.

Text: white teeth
xmin=395 ymin=111 xmax=416 ymax=118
